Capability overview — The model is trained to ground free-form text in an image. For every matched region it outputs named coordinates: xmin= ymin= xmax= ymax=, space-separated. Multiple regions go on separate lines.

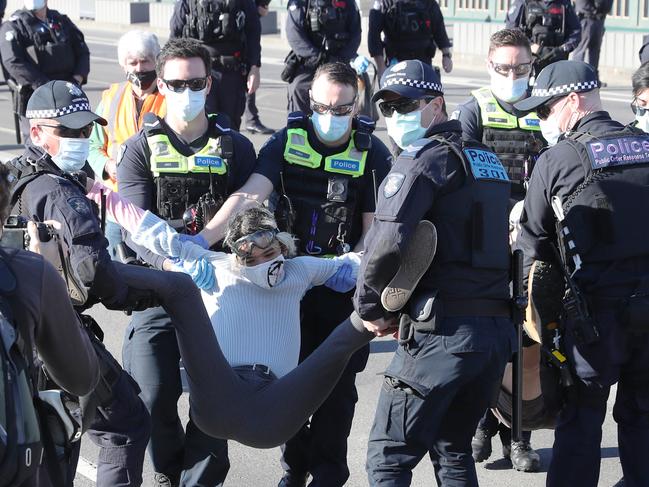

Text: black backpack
xmin=0 ymin=249 xmax=43 ymax=487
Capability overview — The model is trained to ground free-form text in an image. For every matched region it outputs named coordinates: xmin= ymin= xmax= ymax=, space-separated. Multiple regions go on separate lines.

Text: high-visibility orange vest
xmin=99 ymin=82 xmax=166 ymax=189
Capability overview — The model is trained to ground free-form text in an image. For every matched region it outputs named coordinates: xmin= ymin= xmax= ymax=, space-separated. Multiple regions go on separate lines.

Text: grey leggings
xmin=114 ymin=262 xmax=374 ymax=448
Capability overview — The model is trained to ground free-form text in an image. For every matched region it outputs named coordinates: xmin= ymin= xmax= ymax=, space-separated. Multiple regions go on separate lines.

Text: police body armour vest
xmin=384 ymin=0 xmax=435 ymax=59
xmin=307 ymin=0 xmax=350 ymax=55
xmin=559 ymin=128 xmax=649 ymax=266
xmin=401 ymin=134 xmax=511 ymax=272
xmin=524 ymin=0 xmax=566 ymax=47
xmin=144 ymin=113 xmax=232 ymax=222
xmin=472 ymin=87 xmax=544 ymax=187
xmin=279 ymin=112 xmax=373 ymax=256
xmin=183 ymin=0 xmax=246 ymax=54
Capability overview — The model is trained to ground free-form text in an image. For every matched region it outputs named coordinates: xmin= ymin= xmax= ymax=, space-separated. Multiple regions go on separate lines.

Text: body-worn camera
xmin=1 ymin=215 xmax=54 ymax=250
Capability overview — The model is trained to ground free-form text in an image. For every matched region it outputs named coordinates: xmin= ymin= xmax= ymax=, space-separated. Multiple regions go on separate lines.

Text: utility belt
xmin=212 ymin=54 xmax=247 ymax=74
xmin=396 ymin=291 xmax=510 ymax=345
xmin=578 ymin=11 xmax=606 ymax=20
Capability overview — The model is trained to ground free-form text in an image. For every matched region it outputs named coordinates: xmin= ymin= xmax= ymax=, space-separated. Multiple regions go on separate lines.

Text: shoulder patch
xmin=4 ymin=30 xmax=14 ymax=41
xmin=67 ymin=196 xmax=92 ymax=217
xmin=372 ymin=0 xmax=381 ymax=8
xmin=586 ymin=136 xmax=649 ymax=169
xmin=449 ymin=110 xmax=460 ymax=120
xmin=463 ymin=148 xmax=509 ymax=181
xmin=508 ymin=4 xmax=517 ymax=14
xmin=383 ymin=172 xmax=405 ymax=198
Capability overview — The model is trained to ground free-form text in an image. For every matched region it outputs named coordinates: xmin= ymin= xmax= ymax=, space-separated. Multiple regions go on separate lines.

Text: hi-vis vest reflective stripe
xmin=283 ymin=128 xmax=367 ymax=178
xmin=147 ymin=134 xmax=228 ymax=176
xmin=472 ymin=87 xmax=541 ymax=131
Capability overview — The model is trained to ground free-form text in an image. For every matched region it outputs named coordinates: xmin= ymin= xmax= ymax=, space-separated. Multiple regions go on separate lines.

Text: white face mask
xmin=635 ymin=111 xmax=649 ymax=133
xmin=24 ymin=0 xmax=46 ymax=10
xmin=240 ymin=255 xmax=286 ymax=289
xmin=490 ymin=74 xmax=529 ymax=103
xmin=50 ymin=135 xmax=90 ymax=172
xmin=539 ymin=117 xmax=562 ymax=147
xmin=165 ymin=87 xmax=206 ymax=122
xmin=311 ymin=112 xmax=352 ymax=143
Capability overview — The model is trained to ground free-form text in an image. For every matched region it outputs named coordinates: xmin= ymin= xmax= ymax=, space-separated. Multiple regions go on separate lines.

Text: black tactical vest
xmin=306 ymin=0 xmax=350 ymax=55
xmin=402 ymin=134 xmax=511 ymax=273
xmin=183 ymin=0 xmax=246 ymax=56
xmin=143 ymin=113 xmax=233 ymax=231
xmin=523 ymin=0 xmax=566 ymax=47
xmin=559 ymin=128 xmax=649 ymax=265
xmin=277 ymin=113 xmax=374 ymax=256
xmin=383 ymin=0 xmax=435 ymax=59
xmin=12 ymin=9 xmax=76 ymax=78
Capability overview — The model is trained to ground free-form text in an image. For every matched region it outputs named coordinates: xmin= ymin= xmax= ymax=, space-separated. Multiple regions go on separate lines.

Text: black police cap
xmin=26 ymin=80 xmax=107 ymax=129
xmin=514 ymin=60 xmax=600 ymax=112
xmin=372 ymin=60 xmax=444 ymax=103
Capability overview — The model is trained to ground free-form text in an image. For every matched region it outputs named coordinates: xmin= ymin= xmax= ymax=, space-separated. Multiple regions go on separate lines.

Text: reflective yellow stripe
xmin=472 ymin=87 xmax=541 ymax=132
xmin=147 ymin=134 xmax=228 ymax=176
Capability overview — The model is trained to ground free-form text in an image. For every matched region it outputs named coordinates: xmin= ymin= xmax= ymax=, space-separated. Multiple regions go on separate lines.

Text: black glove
xmin=103 ymin=287 xmax=159 ymax=314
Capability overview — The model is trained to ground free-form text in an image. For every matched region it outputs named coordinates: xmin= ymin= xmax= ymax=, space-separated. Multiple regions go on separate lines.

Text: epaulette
xmin=399 ymin=137 xmax=440 ymax=159
xmin=142 ymin=112 xmax=165 ymax=137
xmin=287 ymin=111 xmax=308 ymax=129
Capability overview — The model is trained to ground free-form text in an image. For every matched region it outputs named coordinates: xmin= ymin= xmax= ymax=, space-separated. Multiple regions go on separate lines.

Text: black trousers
xmin=206 ymin=68 xmax=247 ymax=131
xmin=572 ymin=16 xmax=606 ymax=76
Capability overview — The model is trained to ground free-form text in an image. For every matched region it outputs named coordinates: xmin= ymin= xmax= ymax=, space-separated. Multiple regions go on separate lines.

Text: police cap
xmin=26 ymin=80 xmax=107 ymax=128
xmin=371 ymin=60 xmax=444 ymax=103
xmin=514 ymin=60 xmax=600 ymax=112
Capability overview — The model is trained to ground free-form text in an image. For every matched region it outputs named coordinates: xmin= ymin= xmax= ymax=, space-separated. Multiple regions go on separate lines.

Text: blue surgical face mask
xmin=490 ymin=74 xmax=529 ymax=103
xmin=311 ymin=112 xmax=352 ymax=143
xmin=51 ymin=135 xmax=90 ymax=172
xmin=385 ymin=110 xmax=427 ymax=149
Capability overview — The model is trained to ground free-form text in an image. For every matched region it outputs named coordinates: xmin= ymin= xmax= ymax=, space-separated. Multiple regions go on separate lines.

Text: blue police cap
xmin=26 ymin=80 xmax=107 ymax=129
xmin=371 ymin=60 xmax=444 ymax=103
xmin=514 ymin=60 xmax=600 ymax=112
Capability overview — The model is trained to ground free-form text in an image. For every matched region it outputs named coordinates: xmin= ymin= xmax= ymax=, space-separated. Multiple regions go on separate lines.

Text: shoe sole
xmin=381 ymin=220 xmax=437 ymax=312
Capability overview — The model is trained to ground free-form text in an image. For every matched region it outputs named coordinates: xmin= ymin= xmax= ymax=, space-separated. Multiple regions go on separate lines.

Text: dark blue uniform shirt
xmin=519 ymin=111 xmax=649 ymax=297
xmin=117 ymin=116 xmax=257 ymax=268
xmin=354 ymin=120 xmax=511 ymax=320
xmin=10 ymin=143 xmax=127 ymax=307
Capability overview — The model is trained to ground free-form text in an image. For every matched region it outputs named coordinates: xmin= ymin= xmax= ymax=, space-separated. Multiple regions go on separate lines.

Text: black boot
xmin=505 ymin=439 xmax=541 ymax=472
xmin=471 ymin=426 xmax=493 ymax=463
xmin=277 ymin=473 xmax=308 ymax=487
xmin=246 ymin=120 xmax=275 ymax=134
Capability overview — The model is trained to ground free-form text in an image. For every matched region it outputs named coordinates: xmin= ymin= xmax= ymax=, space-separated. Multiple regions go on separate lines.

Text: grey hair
xmin=224 ymin=206 xmax=297 ymax=258
xmin=117 ymin=30 xmax=160 ymax=67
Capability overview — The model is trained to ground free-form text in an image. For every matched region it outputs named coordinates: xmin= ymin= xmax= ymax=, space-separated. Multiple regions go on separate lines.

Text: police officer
xmin=0 ymin=0 xmax=90 ymax=140
xmin=505 ymin=0 xmax=580 ymax=74
xmin=356 ymin=60 xmax=516 ymax=485
xmin=367 ymin=0 xmax=453 ymax=79
xmin=170 ymin=0 xmax=262 ymax=131
xmin=195 ymin=61 xmax=392 ymax=487
xmin=513 ymin=60 xmax=649 ymax=487
xmin=452 ymin=28 xmax=545 ymax=472
xmin=7 ymin=80 xmax=152 ymax=487
xmin=572 ymin=0 xmax=613 ymax=82
xmin=283 ymin=0 xmax=361 ymax=114
xmin=117 ymin=38 xmax=257 ymax=487
xmin=632 ymin=61 xmax=649 ymax=133
xmin=640 ymin=35 xmax=649 ymax=64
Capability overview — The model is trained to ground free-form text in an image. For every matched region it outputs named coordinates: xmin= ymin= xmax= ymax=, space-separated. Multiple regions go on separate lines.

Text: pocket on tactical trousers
xmin=404 ymin=329 xmax=433 ymax=358
xmin=381 ymin=382 xmax=407 ymax=443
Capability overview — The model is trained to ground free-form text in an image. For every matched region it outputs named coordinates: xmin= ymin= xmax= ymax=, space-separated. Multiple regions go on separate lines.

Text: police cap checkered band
xmin=26 ymin=80 xmax=107 ymax=128
xmin=26 ymin=101 xmax=92 ymax=120
xmin=383 ymin=77 xmax=444 ymax=94
xmin=531 ymin=80 xmax=600 ymax=97
xmin=514 ymin=60 xmax=599 ymax=113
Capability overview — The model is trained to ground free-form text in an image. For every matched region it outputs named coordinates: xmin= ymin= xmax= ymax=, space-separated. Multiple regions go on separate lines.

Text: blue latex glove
xmin=178 ymin=233 xmax=210 ymax=249
xmin=324 ymin=264 xmax=356 ymax=293
xmin=351 ymin=55 xmax=370 ymax=75
xmin=175 ymin=257 xmax=215 ymax=291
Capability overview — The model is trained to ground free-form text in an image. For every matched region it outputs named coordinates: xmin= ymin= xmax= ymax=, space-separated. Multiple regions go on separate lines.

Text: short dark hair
xmin=156 ymin=38 xmax=212 ymax=79
xmin=632 ymin=61 xmax=649 ymax=97
xmin=313 ymin=62 xmax=359 ymax=98
xmin=0 ymin=163 xmax=10 ymax=226
xmin=488 ymin=28 xmax=532 ymax=58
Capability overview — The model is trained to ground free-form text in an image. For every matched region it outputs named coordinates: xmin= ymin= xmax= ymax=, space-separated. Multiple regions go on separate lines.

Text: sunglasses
xmin=378 ymin=97 xmax=435 ymax=117
xmin=631 ymin=101 xmax=649 ymax=117
xmin=232 ymin=229 xmax=279 ymax=258
xmin=162 ymin=77 xmax=208 ymax=93
xmin=489 ymin=61 xmax=533 ymax=78
xmin=309 ymin=97 xmax=357 ymax=116
xmin=38 ymin=123 xmax=93 ymax=138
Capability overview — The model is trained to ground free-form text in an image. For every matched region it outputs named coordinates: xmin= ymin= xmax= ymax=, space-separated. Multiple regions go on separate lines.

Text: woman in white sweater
xmin=85 ymin=182 xmax=378 ymax=448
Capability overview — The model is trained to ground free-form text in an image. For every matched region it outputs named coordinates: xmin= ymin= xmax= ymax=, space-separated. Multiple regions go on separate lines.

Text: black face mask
xmin=127 ymin=70 xmax=157 ymax=91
